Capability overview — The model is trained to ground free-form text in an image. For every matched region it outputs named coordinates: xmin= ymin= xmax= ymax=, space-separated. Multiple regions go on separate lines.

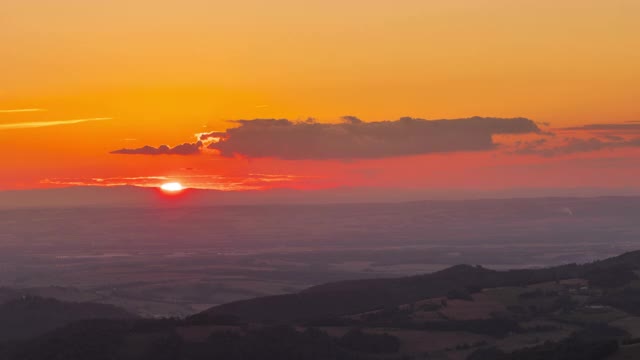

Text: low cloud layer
xmin=111 ymin=116 xmax=542 ymax=159
xmin=111 ymin=142 xmax=202 ymax=155
xmin=562 ymin=123 xmax=640 ymax=131
xmin=515 ymin=137 xmax=640 ymax=157
xmin=41 ymin=173 xmax=304 ymax=191
xmin=204 ymin=116 xmax=541 ymax=160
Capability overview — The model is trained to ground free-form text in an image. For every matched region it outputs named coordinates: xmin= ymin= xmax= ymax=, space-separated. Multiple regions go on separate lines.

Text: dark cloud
xmin=515 ymin=137 xmax=640 ymax=157
xmin=202 ymin=116 xmax=540 ymax=160
xmin=602 ymin=134 xmax=625 ymax=141
xmin=111 ymin=141 xmax=203 ymax=155
xmin=513 ymin=139 xmax=549 ymax=155
xmin=341 ymin=116 xmax=364 ymax=124
xmin=562 ymin=123 xmax=640 ymax=131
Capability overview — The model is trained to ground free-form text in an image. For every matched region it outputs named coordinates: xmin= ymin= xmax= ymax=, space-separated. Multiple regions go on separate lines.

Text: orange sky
xmin=1 ymin=0 xmax=639 ymax=192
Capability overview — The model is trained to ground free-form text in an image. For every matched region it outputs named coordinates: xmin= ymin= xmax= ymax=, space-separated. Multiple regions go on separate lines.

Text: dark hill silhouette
xmin=0 ymin=288 xmax=22 ymax=304
xmin=596 ymin=250 xmax=640 ymax=267
xmin=2 ymin=252 xmax=640 ymax=360
xmin=0 ymin=296 xmax=136 ymax=341
xmin=201 ymin=251 xmax=640 ymax=322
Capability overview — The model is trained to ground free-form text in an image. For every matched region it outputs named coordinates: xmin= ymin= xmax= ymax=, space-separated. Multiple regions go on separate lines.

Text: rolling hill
xmin=0 ymin=296 xmax=136 ymax=341
xmin=200 ymin=251 xmax=640 ymax=322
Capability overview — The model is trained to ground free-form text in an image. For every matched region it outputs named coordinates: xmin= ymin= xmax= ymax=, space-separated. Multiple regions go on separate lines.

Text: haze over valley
xmin=2 ymin=194 xmax=639 ymax=317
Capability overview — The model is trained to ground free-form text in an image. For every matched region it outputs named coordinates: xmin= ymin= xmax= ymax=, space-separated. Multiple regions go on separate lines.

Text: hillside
xmin=201 ymin=254 xmax=627 ymax=322
xmin=0 ymin=296 xmax=136 ymax=341
xmin=4 ymin=251 xmax=640 ymax=359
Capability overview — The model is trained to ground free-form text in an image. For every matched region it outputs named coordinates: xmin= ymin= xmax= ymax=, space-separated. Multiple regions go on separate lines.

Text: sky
xmin=1 ymin=0 xmax=640 ymax=193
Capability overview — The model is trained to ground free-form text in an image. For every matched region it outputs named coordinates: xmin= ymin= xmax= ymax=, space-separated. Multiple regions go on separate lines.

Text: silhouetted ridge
xmin=595 ymin=250 xmax=640 ymax=267
xmin=202 ymin=250 xmax=640 ymax=322
xmin=0 ymin=296 xmax=136 ymax=341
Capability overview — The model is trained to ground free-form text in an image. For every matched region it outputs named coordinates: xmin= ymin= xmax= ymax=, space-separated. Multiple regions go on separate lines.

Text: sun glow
xmin=160 ymin=182 xmax=184 ymax=192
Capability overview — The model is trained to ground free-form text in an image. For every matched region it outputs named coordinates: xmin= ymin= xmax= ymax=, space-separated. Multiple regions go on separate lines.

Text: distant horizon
xmin=2 ymin=184 xmax=640 ymax=208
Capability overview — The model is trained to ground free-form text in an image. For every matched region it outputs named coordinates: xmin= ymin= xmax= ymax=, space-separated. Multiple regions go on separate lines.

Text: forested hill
xmin=202 ymin=250 xmax=640 ymax=322
xmin=0 ymin=296 xmax=136 ymax=341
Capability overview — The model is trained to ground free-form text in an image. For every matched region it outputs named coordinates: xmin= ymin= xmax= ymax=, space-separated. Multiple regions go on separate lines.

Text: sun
xmin=160 ymin=182 xmax=184 ymax=192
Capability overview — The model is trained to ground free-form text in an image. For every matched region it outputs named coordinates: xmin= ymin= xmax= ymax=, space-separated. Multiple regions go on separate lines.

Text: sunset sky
xmin=2 ymin=0 xmax=640 ymax=193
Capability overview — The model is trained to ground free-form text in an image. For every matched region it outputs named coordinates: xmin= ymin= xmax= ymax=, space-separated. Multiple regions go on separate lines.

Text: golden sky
xmin=1 ymin=0 xmax=640 ymax=191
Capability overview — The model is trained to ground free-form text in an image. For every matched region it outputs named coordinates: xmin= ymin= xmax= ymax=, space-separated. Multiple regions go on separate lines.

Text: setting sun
xmin=160 ymin=182 xmax=183 ymax=192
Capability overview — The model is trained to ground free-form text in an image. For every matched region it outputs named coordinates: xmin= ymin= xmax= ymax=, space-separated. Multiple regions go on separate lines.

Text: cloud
xmin=511 ymin=121 xmax=640 ymax=157
xmin=111 ymin=141 xmax=203 ymax=155
xmin=200 ymin=116 xmax=541 ymax=160
xmin=512 ymin=138 xmax=549 ymax=155
xmin=0 ymin=117 xmax=111 ymax=130
xmin=561 ymin=123 xmax=640 ymax=131
xmin=602 ymin=134 xmax=625 ymax=141
xmin=198 ymin=131 xmax=227 ymax=141
xmin=42 ymin=173 xmax=306 ymax=191
xmin=515 ymin=137 xmax=640 ymax=157
xmin=0 ymin=108 xmax=45 ymax=113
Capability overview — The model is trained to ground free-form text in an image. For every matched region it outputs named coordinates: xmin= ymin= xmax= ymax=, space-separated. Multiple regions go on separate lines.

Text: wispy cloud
xmin=561 ymin=123 xmax=640 ymax=131
xmin=111 ymin=141 xmax=202 ymax=155
xmin=514 ymin=136 xmax=640 ymax=157
xmin=41 ymin=173 xmax=311 ymax=191
xmin=0 ymin=108 xmax=46 ymax=113
xmin=0 ymin=117 xmax=111 ymax=130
